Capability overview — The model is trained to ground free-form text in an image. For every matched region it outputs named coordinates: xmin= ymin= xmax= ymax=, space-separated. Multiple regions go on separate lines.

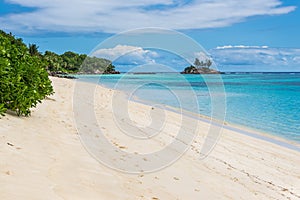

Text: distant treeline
xmin=27 ymin=44 xmax=118 ymax=74
xmin=43 ymin=50 xmax=119 ymax=74
xmin=24 ymin=34 xmax=118 ymax=74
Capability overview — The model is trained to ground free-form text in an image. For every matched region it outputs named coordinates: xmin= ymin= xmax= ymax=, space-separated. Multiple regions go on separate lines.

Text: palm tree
xmin=194 ymin=58 xmax=201 ymax=68
xmin=205 ymin=59 xmax=212 ymax=68
xmin=29 ymin=44 xmax=40 ymax=56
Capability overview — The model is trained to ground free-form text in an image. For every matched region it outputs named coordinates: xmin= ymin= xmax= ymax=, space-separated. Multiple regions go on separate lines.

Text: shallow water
xmin=77 ymin=73 xmax=300 ymax=143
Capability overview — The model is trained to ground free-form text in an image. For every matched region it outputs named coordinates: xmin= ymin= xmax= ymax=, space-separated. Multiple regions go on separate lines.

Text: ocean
xmin=76 ymin=73 xmax=300 ymax=143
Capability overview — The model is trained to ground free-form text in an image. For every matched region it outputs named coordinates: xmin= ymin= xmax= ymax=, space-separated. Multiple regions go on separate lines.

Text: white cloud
xmin=216 ymin=45 xmax=269 ymax=49
xmin=210 ymin=46 xmax=300 ymax=71
xmin=92 ymin=45 xmax=158 ymax=65
xmin=90 ymin=44 xmax=300 ymax=72
xmin=194 ymin=51 xmax=210 ymax=61
xmin=92 ymin=44 xmax=300 ymax=71
xmin=0 ymin=0 xmax=296 ymax=33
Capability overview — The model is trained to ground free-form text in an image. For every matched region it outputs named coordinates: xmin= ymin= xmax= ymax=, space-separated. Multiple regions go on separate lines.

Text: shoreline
xmin=159 ymin=102 xmax=300 ymax=152
xmin=75 ymin=73 xmax=300 ymax=148
xmin=1 ymin=76 xmax=299 ymax=199
xmin=88 ymin=77 xmax=300 ymax=152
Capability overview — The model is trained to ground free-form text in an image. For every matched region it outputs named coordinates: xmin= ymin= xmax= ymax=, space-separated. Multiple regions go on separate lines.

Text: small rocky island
xmin=181 ymin=58 xmax=221 ymax=74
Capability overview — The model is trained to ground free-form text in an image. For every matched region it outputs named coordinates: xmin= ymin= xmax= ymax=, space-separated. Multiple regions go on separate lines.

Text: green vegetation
xmin=44 ymin=51 xmax=87 ymax=73
xmin=0 ymin=30 xmax=53 ymax=116
xmin=80 ymin=56 xmax=118 ymax=74
xmin=43 ymin=50 xmax=118 ymax=74
xmin=0 ymin=29 xmax=119 ymax=116
xmin=29 ymin=44 xmax=40 ymax=57
xmin=194 ymin=58 xmax=212 ymax=69
xmin=182 ymin=65 xmax=198 ymax=74
xmin=181 ymin=58 xmax=220 ymax=74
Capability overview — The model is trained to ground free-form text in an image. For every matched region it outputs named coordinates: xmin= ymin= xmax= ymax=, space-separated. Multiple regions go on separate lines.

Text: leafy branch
xmin=0 ymin=30 xmax=54 ymax=116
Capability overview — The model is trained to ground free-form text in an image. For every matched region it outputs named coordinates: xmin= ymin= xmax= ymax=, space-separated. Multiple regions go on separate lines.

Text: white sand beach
xmin=1 ymin=77 xmax=299 ymax=200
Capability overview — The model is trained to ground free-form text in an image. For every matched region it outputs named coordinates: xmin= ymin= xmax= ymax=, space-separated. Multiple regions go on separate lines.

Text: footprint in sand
xmin=7 ymin=142 xmax=14 ymax=146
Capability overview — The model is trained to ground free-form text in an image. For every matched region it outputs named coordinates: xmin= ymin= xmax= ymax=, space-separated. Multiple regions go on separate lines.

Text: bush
xmin=0 ymin=31 xmax=53 ymax=116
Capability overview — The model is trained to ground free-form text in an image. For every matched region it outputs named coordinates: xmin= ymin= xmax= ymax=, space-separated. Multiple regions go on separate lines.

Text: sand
xmin=0 ymin=76 xmax=299 ymax=200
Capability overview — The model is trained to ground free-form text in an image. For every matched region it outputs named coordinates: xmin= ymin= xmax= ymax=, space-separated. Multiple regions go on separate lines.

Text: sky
xmin=1 ymin=0 xmax=300 ymax=72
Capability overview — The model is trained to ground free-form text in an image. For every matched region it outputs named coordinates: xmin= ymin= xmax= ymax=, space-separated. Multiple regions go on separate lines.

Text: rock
xmin=181 ymin=65 xmax=221 ymax=74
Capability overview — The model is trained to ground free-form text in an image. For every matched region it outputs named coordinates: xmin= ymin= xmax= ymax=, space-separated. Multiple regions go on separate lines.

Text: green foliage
xmin=183 ymin=65 xmax=198 ymax=74
xmin=182 ymin=58 xmax=218 ymax=74
xmin=43 ymin=50 xmax=118 ymax=74
xmin=0 ymin=103 xmax=6 ymax=116
xmin=44 ymin=51 xmax=64 ymax=72
xmin=193 ymin=58 xmax=212 ymax=69
xmin=28 ymin=43 xmax=40 ymax=57
xmin=81 ymin=56 xmax=117 ymax=74
xmin=0 ymin=29 xmax=118 ymax=117
xmin=194 ymin=58 xmax=201 ymax=67
xmin=104 ymin=63 xmax=117 ymax=74
xmin=59 ymin=51 xmax=86 ymax=72
xmin=0 ymin=30 xmax=53 ymax=116
xmin=206 ymin=59 xmax=212 ymax=68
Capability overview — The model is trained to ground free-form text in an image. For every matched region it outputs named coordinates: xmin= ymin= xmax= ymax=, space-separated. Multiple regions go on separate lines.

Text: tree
xmin=29 ymin=43 xmax=40 ymax=56
xmin=0 ymin=31 xmax=53 ymax=116
xmin=193 ymin=58 xmax=212 ymax=69
xmin=104 ymin=63 xmax=117 ymax=74
xmin=194 ymin=58 xmax=201 ymax=68
xmin=81 ymin=56 xmax=117 ymax=74
xmin=44 ymin=51 xmax=63 ymax=71
xmin=42 ymin=50 xmax=118 ymax=74
xmin=182 ymin=65 xmax=198 ymax=74
xmin=205 ymin=59 xmax=212 ymax=68
xmin=60 ymin=51 xmax=87 ymax=72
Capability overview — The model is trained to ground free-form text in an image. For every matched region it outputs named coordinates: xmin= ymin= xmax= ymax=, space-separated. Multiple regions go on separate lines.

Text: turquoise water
xmin=77 ymin=73 xmax=300 ymax=143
